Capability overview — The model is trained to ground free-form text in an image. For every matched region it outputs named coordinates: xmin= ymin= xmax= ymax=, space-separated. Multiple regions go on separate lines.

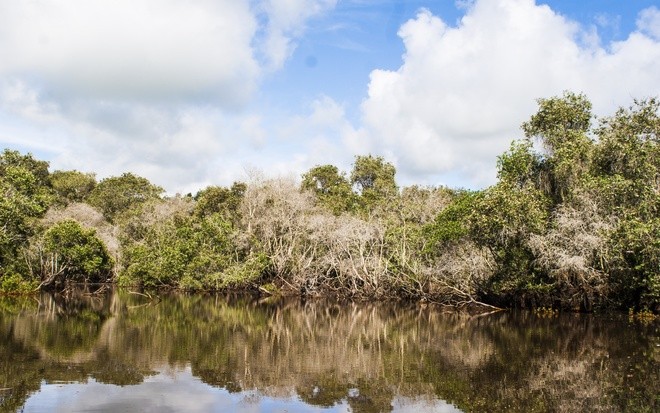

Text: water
xmin=0 ymin=290 xmax=658 ymax=412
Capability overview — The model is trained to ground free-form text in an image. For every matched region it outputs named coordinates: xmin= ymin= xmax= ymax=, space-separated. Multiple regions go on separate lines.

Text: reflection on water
xmin=20 ymin=366 xmax=460 ymax=413
xmin=0 ymin=290 xmax=658 ymax=412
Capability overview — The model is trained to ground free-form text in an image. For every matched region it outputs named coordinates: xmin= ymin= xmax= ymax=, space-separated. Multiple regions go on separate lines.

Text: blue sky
xmin=1 ymin=0 xmax=659 ymax=193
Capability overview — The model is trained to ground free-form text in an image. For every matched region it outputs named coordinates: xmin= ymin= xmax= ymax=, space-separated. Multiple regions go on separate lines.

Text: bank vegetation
xmin=1 ymin=93 xmax=658 ymax=311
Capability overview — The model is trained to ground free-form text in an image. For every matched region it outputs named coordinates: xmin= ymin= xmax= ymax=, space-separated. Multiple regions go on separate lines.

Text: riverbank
xmin=2 ymin=93 xmax=659 ymax=313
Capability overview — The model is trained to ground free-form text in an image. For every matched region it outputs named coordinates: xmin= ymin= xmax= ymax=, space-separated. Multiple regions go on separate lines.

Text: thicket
xmin=0 ymin=93 xmax=658 ymax=311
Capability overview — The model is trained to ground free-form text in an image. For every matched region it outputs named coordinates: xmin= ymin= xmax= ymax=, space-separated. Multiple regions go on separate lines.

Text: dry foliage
xmin=240 ymin=176 xmax=392 ymax=297
xmin=41 ymin=202 xmax=120 ymax=262
xmin=528 ymin=192 xmax=615 ymax=307
xmin=423 ymin=241 xmax=496 ymax=305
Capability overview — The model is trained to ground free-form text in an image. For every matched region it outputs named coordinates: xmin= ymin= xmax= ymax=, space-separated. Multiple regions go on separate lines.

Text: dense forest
xmin=0 ymin=92 xmax=658 ymax=312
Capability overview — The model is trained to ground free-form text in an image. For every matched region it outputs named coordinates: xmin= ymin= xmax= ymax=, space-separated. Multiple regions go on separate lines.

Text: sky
xmin=1 ymin=0 xmax=659 ymax=194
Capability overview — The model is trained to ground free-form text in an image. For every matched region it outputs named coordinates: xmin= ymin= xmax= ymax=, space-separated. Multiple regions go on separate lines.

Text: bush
xmin=0 ymin=271 xmax=37 ymax=293
xmin=37 ymin=220 xmax=114 ymax=287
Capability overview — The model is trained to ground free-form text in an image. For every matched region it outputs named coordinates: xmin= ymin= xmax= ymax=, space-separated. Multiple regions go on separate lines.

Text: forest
xmin=0 ymin=92 xmax=658 ymax=312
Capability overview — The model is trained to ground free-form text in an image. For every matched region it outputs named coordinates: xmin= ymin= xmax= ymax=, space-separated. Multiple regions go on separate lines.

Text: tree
xmin=51 ymin=170 xmax=96 ymax=204
xmin=496 ymin=140 xmax=543 ymax=190
xmin=0 ymin=148 xmax=50 ymax=189
xmin=301 ymin=164 xmax=355 ymax=215
xmin=592 ymin=98 xmax=660 ymax=214
xmin=193 ymin=182 xmax=246 ymax=221
xmin=522 ymin=92 xmax=594 ymax=203
xmin=0 ymin=150 xmax=53 ymax=284
xmin=350 ymin=155 xmax=397 ymax=212
xmin=35 ymin=219 xmax=113 ymax=288
xmin=466 ymin=182 xmax=550 ymax=306
xmin=590 ymin=98 xmax=660 ymax=309
xmin=119 ymin=209 xmax=252 ymax=290
xmin=87 ymin=173 xmax=163 ymax=222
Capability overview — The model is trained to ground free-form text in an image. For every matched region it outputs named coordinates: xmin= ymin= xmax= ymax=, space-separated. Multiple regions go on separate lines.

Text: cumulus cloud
xmin=2 ymin=0 xmax=659 ymax=193
xmin=0 ymin=0 xmax=261 ymax=106
xmin=274 ymin=95 xmax=362 ymax=173
xmin=2 ymin=88 xmax=229 ymax=192
xmin=0 ymin=82 xmax=358 ymax=194
xmin=0 ymin=0 xmax=340 ymax=193
xmin=358 ymin=0 xmax=660 ymax=187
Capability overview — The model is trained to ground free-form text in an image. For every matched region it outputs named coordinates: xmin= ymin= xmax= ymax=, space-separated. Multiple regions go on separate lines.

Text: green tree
xmin=590 ymin=98 xmax=660 ymax=309
xmin=350 ymin=155 xmax=397 ymax=212
xmin=0 ymin=149 xmax=53 ymax=288
xmin=522 ymin=92 xmax=594 ymax=203
xmin=87 ymin=173 xmax=163 ymax=222
xmin=0 ymin=148 xmax=50 ymax=189
xmin=51 ymin=170 xmax=97 ymax=204
xmin=119 ymin=212 xmax=258 ymax=290
xmin=496 ymin=140 xmax=543 ymax=190
xmin=467 ymin=183 xmax=550 ymax=305
xmin=592 ymin=98 xmax=660 ymax=214
xmin=301 ymin=164 xmax=355 ymax=214
xmin=424 ymin=190 xmax=478 ymax=250
xmin=38 ymin=220 xmax=113 ymax=287
xmin=193 ymin=182 xmax=246 ymax=221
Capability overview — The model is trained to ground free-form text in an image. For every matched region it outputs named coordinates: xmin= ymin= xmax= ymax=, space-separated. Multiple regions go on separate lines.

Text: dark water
xmin=0 ymin=291 xmax=658 ymax=412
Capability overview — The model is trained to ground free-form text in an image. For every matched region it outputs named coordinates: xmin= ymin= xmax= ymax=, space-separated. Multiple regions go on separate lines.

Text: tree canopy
xmin=0 ymin=93 xmax=658 ymax=312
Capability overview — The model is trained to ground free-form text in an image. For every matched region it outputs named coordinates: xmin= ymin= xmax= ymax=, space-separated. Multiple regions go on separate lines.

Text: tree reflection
xmin=0 ymin=290 xmax=658 ymax=412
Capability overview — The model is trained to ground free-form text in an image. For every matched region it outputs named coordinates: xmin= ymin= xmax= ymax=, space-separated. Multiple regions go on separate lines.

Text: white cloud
xmin=0 ymin=0 xmax=340 ymax=194
xmin=0 ymin=0 xmax=260 ymax=106
xmin=2 ymin=0 xmax=659 ymax=193
xmin=241 ymin=95 xmax=359 ymax=181
xmin=259 ymin=0 xmax=338 ymax=69
xmin=358 ymin=0 xmax=660 ymax=188
xmin=637 ymin=6 xmax=660 ymax=40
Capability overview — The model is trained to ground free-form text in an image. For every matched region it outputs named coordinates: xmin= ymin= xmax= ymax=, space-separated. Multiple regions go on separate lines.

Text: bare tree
xmin=528 ymin=192 xmax=614 ymax=309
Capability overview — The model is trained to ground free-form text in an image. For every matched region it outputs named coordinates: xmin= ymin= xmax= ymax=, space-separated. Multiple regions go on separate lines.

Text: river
xmin=0 ymin=290 xmax=657 ymax=412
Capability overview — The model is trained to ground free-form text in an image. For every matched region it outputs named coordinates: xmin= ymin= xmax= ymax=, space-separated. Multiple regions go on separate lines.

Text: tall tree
xmin=301 ymin=164 xmax=355 ymax=215
xmin=522 ymin=91 xmax=594 ymax=203
xmin=0 ymin=150 xmax=53 ymax=279
xmin=87 ymin=173 xmax=163 ymax=222
xmin=51 ymin=170 xmax=97 ymax=204
xmin=193 ymin=182 xmax=247 ymax=221
xmin=350 ymin=155 xmax=397 ymax=212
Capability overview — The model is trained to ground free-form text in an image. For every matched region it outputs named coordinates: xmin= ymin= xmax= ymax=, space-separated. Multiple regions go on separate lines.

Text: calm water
xmin=0 ymin=290 xmax=658 ymax=412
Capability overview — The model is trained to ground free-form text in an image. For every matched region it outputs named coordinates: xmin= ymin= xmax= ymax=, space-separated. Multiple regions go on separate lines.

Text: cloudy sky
xmin=1 ymin=0 xmax=659 ymax=193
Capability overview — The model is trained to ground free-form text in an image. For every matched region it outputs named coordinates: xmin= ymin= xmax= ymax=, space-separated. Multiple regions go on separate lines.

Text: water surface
xmin=0 ymin=291 xmax=657 ymax=412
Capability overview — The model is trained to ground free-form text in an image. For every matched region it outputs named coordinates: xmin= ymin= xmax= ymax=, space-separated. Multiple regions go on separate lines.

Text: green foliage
xmin=301 ymin=164 xmax=356 ymax=214
xmin=606 ymin=217 xmax=660 ymax=309
xmin=592 ymin=98 xmax=660 ymax=214
xmin=87 ymin=173 xmax=163 ymax=222
xmin=193 ymin=182 xmax=246 ymax=220
xmin=41 ymin=220 xmax=113 ymax=284
xmin=120 ymin=212 xmax=258 ymax=290
xmin=0 ymin=149 xmax=51 ymax=189
xmin=425 ymin=190 xmax=478 ymax=249
xmin=0 ymin=92 xmax=658 ymax=310
xmin=522 ymin=91 xmax=592 ymax=152
xmin=0 ymin=271 xmax=38 ymax=293
xmin=51 ymin=170 xmax=96 ymax=204
xmin=0 ymin=149 xmax=53 ymax=284
xmin=350 ymin=155 xmax=397 ymax=211
xmin=523 ymin=92 xmax=594 ymax=203
xmin=464 ymin=183 xmax=550 ymax=304
xmin=213 ymin=253 xmax=270 ymax=289
xmin=468 ymin=184 xmax=549 ymax=249
xmin=497 ymin=140 xmax=542 ymax=188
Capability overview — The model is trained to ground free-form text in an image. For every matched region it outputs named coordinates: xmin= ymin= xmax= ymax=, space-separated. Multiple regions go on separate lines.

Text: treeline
xmin=0 ymin=92 xmax=658 ymax=311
